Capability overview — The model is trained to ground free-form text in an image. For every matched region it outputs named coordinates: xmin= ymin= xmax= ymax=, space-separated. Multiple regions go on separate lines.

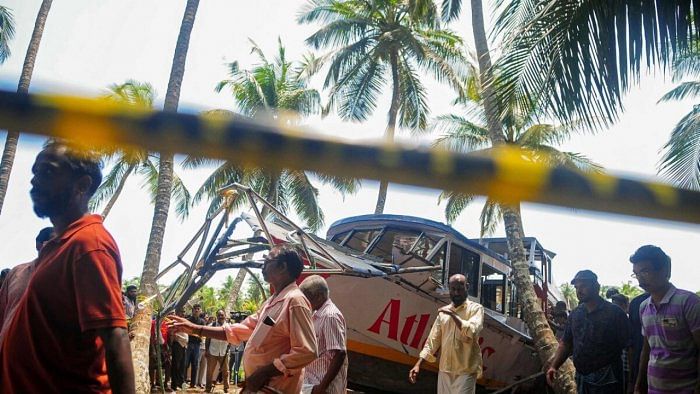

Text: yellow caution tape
xmin=0 ymin=89 xmax=699 ymax=225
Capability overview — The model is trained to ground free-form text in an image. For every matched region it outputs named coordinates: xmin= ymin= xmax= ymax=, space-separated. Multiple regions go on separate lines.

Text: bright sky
xmin=0 ymin=0 xmax=698 ymax=293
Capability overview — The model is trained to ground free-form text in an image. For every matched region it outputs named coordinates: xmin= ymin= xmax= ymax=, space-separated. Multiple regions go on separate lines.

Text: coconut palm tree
xmin=619 ymin=281 xmax=643 ymax=299
xmin=0 ymin=6 xmax=15 ymax=64
xmin=432 ymin=64 xmax=602 ymax=235
xmin=559 ymin=283 xmax=578 ymax=310
xmin=130 ymin=1 xmax=200 ymax=391
xmin=192 ymin=39 xmax=360 ymax=314
xmin=0 ymin=0 xmax=52 ymax=215
xmin=89 ymin=80 xmax=191 ymax=220
xmin=298 ymin=0 xmax=466 ymax=214
xmin=493 ymin=0 xmax=700 ymax=131
xmin=658 ymin=50 xmax=700 ymax=190
xmin=426 ymin=0 xmax=579 ymax=390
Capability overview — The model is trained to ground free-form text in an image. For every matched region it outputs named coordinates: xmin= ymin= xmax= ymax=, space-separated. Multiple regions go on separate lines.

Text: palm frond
xmin=659 ymin=81 xmax=700 ymax=103
xmin=284 ymin=170 xmax=324 ymax=232
xmin=0 ymin=6 xmax=16 ymax=64
xmin=440 ymin=0 xmax=462 ymax=23
xmin=430 ymin=114 xmax=490 ymax=152
xmin=658 ymin=105 xmax=700 ymax=190
xmin=671 ymin=49 xmax=700 ymax=81
xmin=172 ymin=173 xmax=192 ymax=220
xmin=495 ymin=0 xmax=699 ymax=131
xmin=397 ymin=55 xmax=429 ymax=131
xmin=533 ymin=145 xmax=604 ymax=173
xmin=439 ymin=190 xmax=474 ymax=224
xmin=89 ymin=161 xmax=133 ymax=212
xmin=312 ymin=172 xmax=361 ymax=197
xmin=479 ymin=198 xmax=503 ymax=237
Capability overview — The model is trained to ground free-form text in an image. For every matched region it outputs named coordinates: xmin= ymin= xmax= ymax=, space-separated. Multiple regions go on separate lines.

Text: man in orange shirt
xmin=169 ymin=244 xmax=318 ymax=393
xmin=0 ymin=142 xmax=135 ymax=393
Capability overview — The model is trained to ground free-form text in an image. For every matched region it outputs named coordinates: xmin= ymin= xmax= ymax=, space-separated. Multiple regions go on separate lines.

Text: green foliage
xmin=188 ymin=40 xmax=359 ymax=232
xmin=559 ymin=283 xmax=578 ymax=310
xmin=0 ymin=6 xmax=15 ymax=64
xmin=90 ymin=80 xmax=191 ymax=219
xmin=298 ymin=0 xmax=466 ymax=129
xmin=493 ymin=0 xmax=700 ymax=131
xmin=658 ymin=48 xmax=700 ymax=190
xmin=430 ymin=60 xmax=602 ymax=235
xmin=122 ymin=276 xmax=141 ymax=290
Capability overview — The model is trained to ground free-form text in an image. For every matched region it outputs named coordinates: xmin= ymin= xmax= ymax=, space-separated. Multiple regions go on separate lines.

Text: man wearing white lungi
xmin=409 ymin=274 xmax=484 ymax=393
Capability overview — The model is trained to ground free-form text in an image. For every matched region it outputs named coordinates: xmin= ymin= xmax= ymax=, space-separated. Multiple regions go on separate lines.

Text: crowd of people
xmin=545 ymin=247 xmax=700 ymax=394
xmin=0 ymin=142 xmax=697 ymax=394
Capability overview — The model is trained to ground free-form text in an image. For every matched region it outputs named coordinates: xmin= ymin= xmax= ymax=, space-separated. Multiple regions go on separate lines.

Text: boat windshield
xmin=333 ymin=227 xmax=443 ymax=266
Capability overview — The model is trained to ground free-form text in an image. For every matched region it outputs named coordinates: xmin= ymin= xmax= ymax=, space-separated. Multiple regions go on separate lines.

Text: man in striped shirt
xmin=300 ymin=275 xmax=348 ymax=394
xmin=630 ymin=245 xmax=700 ymax=394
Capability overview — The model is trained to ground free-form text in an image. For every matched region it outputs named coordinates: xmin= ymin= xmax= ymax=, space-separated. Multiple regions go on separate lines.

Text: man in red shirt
xmin=0 ymin=142 xmax=135 ymax=393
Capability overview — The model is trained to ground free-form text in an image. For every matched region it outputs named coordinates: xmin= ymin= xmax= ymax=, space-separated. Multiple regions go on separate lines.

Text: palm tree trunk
xmin=469 ymin=0 xmax=576 ymax=392
xmin=0 ymin=0 xmax=52 ymax=215
xmin=224 ymin=269 xmax=247 ymax=317
xmin=130 ymin=1 xmax=199 ymax=392
xmin=101 ymin=163 xmax=135 ymax=219
xmin=374 ymin=51 xmax=401 ymax=215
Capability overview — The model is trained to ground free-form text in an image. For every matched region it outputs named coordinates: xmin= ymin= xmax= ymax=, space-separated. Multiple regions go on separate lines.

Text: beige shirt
xmin=0 ymin=261 xmax=35 ymax=345
xmin=225 ymin=282 xmax=318 ymax=393
xmin=419 ymin=300 xmax=484 ymax=376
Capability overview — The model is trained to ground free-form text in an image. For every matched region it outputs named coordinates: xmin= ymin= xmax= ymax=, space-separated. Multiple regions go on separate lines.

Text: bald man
xmin=300 ymin=275 xmax=348 ymax=394
xmin=409 ymin=274 xmax=484 ymax=393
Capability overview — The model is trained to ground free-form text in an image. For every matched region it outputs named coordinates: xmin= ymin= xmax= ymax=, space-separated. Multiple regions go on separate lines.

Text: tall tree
xmin=298 ymin=0 xmax=465 ymax=213
xmin=0 ymin=5 xmax=16 ymax=64
xmin=431 ymin=61 xmax=601 ymax=235
xmin=558 ymin=283 xmax=578 ymax=310
xmin=90 ymin=80 xmax=191 ymax=220
xmin=129 ymin=1 xmax=200 ymax=392
xmin=192 ymin=39 xmax=360 ymax=313
xmin=658 ymin=50 xmax=700 ymax=190
xmin=0 ymin=0 xmax=52 ymax=214
xmin=435 ymin=0 xmax=578 ymax=390
xmin=493 ymin=0 xmax=700 ymax=131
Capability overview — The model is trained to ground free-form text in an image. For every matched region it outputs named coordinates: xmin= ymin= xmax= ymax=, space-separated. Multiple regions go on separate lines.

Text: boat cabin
xmin=326 ymin=214 xmax=549 ymax=319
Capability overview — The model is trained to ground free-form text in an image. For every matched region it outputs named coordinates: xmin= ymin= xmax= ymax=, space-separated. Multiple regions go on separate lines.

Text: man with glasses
xmin=630 ymin=245 xmax=699 ymax=394
xmin=168 ymin=244 xmax=318 ymax=393
xmin=546 ymin=270 xmax=630 ymax=393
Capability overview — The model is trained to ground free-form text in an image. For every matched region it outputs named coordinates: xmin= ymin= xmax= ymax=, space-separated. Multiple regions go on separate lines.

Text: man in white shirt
xmin=300 ymin=275 xmax=348 ymax=394
xmin=205 ymin=309 xmax=230 ymax=393
xmin=409 ymin=274 xmax=484 ymax=394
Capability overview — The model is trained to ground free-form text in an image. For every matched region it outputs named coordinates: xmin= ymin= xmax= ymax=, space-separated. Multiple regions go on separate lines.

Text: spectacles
xmin=631 ymin=270 xmax=653 ymax=279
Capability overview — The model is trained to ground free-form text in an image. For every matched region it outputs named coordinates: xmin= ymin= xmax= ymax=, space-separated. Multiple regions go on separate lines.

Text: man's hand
xmin=409 ymin=364 xmax=420 ymax=384
xmin=245 ymin=369 xmax=271 ymax=392
xmin=165 ymin=315 xmax=197 ymax=335
xmin=311 ymin=385 xmax=325 ymax=394
xmin=439 ymin=309 xmax=463 ymax=329
xmin=545 ymin=367 xmax=557 ymax=387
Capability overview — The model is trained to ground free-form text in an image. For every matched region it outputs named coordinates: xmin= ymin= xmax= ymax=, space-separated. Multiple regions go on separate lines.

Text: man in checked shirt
xmin=409 ymin=274 xmax=484 ymax=394
xmin=300 ymin=275 xmax=348 ymax=394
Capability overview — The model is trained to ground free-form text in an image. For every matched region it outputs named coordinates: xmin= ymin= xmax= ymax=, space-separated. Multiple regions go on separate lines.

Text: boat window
xmin=329 ymin=230 xmax=350 ymax=245
xmin=341 ymin=229 xmax=382 ymax=253
xmin=448 ymin=245 xmax=479 ymax=297
xmin=508 ymin=281 xmax=523 ymax=318
xmin=430 ymin=242 xmax=448 ymax=284
xmin=368 ymin=229 xmax=440 ymax=264
xmin=481 ymin=265 xmax=506 ymax=313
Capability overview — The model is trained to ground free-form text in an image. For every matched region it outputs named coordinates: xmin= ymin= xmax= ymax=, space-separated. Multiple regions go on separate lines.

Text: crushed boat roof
xmin=327 ymin=214 xmax=509 ymax=264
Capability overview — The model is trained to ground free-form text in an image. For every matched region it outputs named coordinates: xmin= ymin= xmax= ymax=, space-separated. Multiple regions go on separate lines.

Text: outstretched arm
xmin=99 ymin=327 xmax=135 ymax=394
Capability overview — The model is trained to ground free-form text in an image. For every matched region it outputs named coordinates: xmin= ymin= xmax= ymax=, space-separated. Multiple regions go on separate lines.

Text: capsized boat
xmin=155 ymin=184 xmax=563 ymax=392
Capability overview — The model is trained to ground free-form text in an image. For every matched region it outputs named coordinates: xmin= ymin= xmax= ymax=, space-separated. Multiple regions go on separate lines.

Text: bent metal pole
xmin=0 ymin=89 xmax=698 ymax=225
